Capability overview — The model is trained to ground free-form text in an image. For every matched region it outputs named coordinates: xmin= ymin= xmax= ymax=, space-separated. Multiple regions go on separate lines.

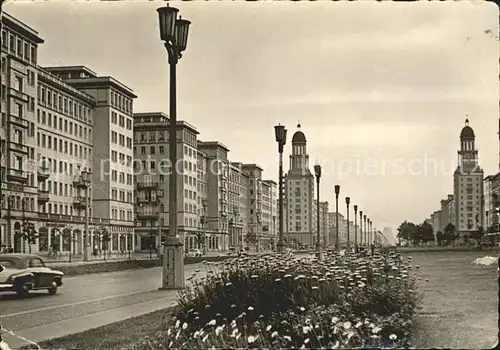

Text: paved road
xmin=0 ymin=263 xmax=210 ymax=332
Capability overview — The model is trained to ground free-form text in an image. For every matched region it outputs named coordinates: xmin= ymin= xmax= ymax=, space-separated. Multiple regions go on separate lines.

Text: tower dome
xmin=460 ymin=118 xmax=475 ymax=139
xmin=292 ymin=123 xmax=307 ymax=143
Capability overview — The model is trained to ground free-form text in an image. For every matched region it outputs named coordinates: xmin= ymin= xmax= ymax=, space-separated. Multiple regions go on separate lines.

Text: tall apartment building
xmin=261 ymin=180 xmax=277 ymax=251
xmin=228 ymin=162 xmax=246 ymax=250
xmin=453 ymin=119 xmax=484 ymax=239
xmin=328 ymin=212 xmax=347 ymax=246
xmin=1 ymin=13 xmax=136 ymax=255
xmin=197 ymin=141 xmax=230 ymax=251
xmin=284 ymin=124 xmax=315 ymax=248
xmin=1 ymin=13 xmax=43 ymax=252
xmin=439 ymin=194 xmax=455 ymax=232
xmin=483 ymin=173 xmax=500 ymax=233
xmin=45 ymin=65 xmax=136 ymax=252
xmin=430 ymin=210 xmax=441 ymax=237
xmin=133 ymin=112 xmax=199 ymax=251
xmin=241 ymin=164 xmax=264 ymax=251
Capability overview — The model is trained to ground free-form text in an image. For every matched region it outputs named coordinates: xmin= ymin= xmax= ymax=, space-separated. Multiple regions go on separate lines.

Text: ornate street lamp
xmin=157 ymin=4 xmax=191 ymax=290
xmin=274 ymin=124 xmax=287 ymax=253
xmin=314 ymin=164 xmax=322 ymax=261
xmin=345 ymin=197 xmax=350 ymax=250
xmin=359 ymin=210 xmax=363 ymax=246
xmin=363 ymin=215 xmax=367 ymax=246
xmin=334 ymin=185 xmax=340 ymax=250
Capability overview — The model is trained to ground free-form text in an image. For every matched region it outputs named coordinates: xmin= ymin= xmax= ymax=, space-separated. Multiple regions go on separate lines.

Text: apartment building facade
xmin=483 ymin=173 xmax=500 ymax=233
xmin=242 ymin=164 xmax=264 ymax=251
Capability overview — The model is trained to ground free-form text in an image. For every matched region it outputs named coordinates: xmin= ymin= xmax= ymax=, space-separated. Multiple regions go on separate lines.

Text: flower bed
xmin=132 ymin=249 xmax=422 ymax=349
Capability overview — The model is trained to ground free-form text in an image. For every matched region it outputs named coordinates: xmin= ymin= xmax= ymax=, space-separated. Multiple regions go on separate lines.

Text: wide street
xmin=0 ymin=262 xmax=210 ymax=348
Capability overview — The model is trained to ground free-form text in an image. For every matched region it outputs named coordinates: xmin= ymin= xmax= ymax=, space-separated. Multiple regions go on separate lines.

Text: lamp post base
xmin=276 ymin=241 xmax=285 ymax=254
xmin=315 ymin=243 xmax=323 ymax=261
xmin=159 ymin=235 xmax=185 ymax=290
xmin=83 ymin=246 xmax=92 ymax=262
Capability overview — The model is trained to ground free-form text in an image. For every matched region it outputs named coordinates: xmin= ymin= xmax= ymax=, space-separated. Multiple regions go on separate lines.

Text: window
xmin=29 ymin=258 xmax=44 ymax=268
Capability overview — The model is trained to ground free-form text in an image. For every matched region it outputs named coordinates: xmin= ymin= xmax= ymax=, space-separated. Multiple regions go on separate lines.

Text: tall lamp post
xmin=201 ymin=199 xmax=208 ymax=255
xmin=353 ymin=205 xmax=358 ymax=252
xmin=156 ymin=188 xmax=164 ymax=258
xmin=334 ymin=185 xmax=340 ymax=250
xmin=314 ymin=164 xmax=322 ymax=260
xmin=359 ymin=210 xmax=363 ymax=246
xmin=345 ymin=197 xmax=350 ymax=250
xmin=274 ymin=124 xmax=287 ymax=253
xmin=363 ymin=215 xmax=367 ymax=246
xmin=157 ymin=5 xmax=191 ymax=289
xmin=77 ymin=170 xmax=92 ymax=262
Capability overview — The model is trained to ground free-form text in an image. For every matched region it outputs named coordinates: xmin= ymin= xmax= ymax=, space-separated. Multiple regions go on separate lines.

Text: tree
xmin=397 ymin=221 xmax=419 ymax=245
xmin=436 ymin=231 xmax=444 ymax=246
xmin=443 ymin=223 xmax=456 ymax=246
xmin=419 ymin=221 xmax=434 ymax=245
xmin=469 ymin=226 xmax=485 ymax=246
xmin=20 ymin=221 xmax=38 ymax=254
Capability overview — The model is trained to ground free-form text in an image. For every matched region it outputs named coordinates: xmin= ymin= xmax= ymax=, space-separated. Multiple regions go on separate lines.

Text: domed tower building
xmin=284 ymin=124 xmax=317 ymax=248
xmin=453 ymin=119 xmax=484 ymax=242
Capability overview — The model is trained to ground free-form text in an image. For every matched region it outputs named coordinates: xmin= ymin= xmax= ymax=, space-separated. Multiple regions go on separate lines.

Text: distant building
xmin=483 ymin=173 xmax=500 ymax=233
xmin=284 ymin=124 xmax=315 ymax=248
xmin=453 ymin=119 xmax=484 ymax=239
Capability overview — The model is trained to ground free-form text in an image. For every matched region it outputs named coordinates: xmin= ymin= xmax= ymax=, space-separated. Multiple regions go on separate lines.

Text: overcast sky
xmin=5 ymin=0 xmax=499 ymax=237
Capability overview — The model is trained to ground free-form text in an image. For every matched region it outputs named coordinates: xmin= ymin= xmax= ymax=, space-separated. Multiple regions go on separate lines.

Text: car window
xmin=0 ymin=260 xmax=15 ymax=268
xmin=29 ymin=258 xmax=45 ymax=268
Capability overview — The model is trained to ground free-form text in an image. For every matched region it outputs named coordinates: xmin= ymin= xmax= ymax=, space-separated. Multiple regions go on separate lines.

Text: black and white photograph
xmin=0 ymin=0 xmax=498 ymax=349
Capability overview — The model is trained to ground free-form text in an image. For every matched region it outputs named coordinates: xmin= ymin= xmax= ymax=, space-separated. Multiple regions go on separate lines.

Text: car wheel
xmin=15 ymin=283 xmax=30 ymax=298
xmin=48 ymin=280 xmax=59 ymax=295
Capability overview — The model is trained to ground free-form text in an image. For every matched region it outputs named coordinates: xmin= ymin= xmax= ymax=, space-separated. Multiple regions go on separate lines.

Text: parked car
xmin=186 ymin=249 xmax=203 ymax=258
xmin=0 ymin=254 xmax=64 ymax=298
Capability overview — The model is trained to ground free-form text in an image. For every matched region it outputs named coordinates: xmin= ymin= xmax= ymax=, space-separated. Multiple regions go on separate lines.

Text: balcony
xmin=37 ymin=166 xmax=51 ymax=182
xmin=137 ymin=197 xmax=155 ymax=204
xmin=73 ymin=196 xmax=89 ymax=208
xmin=73 ymin=176 xmax=90 ymax=189
xmin=37 ymin=189 xmax=50 ymax=203
xmin=7 ymin=168 xmax=28 ymax=183
xmin=136 ymin=211 xmax=159 ymax=219
xmin=8 ymin=87 xmax=29 ymax=103
xmin=8 ymin=141 xmax=28 ymax=154
xmin=137 ymin=182 xmax=159 ymax=190
xmin=9 ymin=114 xmax=29 ymax=128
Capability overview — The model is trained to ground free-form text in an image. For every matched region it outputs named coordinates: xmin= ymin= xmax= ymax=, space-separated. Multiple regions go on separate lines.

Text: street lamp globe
xmin=335 ymin=185 xmax=340 ymax=196
xmin=157 ymin=5 xmax=179 ymax=42
xmin=175 ymin=17 xmax=191 ymax=52
xmin=314 ymin=164 xmax=321 ymax=179
xmin=345 ymin=197 xmax=350 ymax=205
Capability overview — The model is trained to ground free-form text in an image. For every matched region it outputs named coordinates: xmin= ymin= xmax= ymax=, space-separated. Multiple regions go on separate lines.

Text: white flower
xmin=368 ymin=322 xmax=375 ymax=328
xmin=284 ymin=335 xmax=292 ymax=342
xmin=266 ymin=325 xmax=272 ymax=331
xmin=372 ymin=326 xmax=382 ymax=334
xmin=389 ymin=334 xmax=398 ymax=340
xmin=355 ymin=322 xmax=362 ymax=328
xmin=343 ymin=321 xmax=351 ymax=329
xmin=332 ymin=340 xmax=340 ymax=349
xmin=207 ymin=319 xmax=216 ymax=326
xmin=300 ymin=307 xmax=305 ymax=312
xmin=167 ymin=328 xmax=172 ymax=336
xmin=332 ymin=316 xmax=339 ymax=324
xmin=247 ymin=335 xmax=258 ymax=343
xmin=302 ymin=326 xmax=310 ymax=334
xmin=175 ymin=320 xmax=180 ymax=328
xmin=182 ymin=322 xmax=188 ymax=330
xmin=271 ymin=331 xmax=278 ymax=338
xmin=215 ymin=326 xmax=223 ymax=336
xmin=248 ymin=306 xmax=254 ymax=311
xmin=231 ymin=328 xmax=239 ymax=338
xmin=304 ymin=338 xmax=310 ymax=344
xmin=202 ymin=334 xmax=209 ymax=343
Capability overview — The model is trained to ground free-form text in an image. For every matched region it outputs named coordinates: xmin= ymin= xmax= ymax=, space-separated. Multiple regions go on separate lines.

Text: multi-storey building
xmin=439 ymin=194 xmax=455 ymax=232
xmin=195 ymin=147 xmax=209 ymax=251
xmin=197 ymin=141 xmax=230 ymax=251
xmin=263 ymin=179 xmax=278 ymax=250
xmin=228 ymin=162 xmax=246 ymax=251
xmin=284 ymin=124 xmax=315 ymax=248
xmin=1 ymin=13 xmax=44 ymax=253
xmin=242 ymin=164 xmax=263 ymax=251
xmin=45 ymin=65 xmax=136 ymax=253
xmin=1 ymin=13 xmax=137 ymax=255
xmin=430 ymin=210 xmax=441 ymax=237
xmin=133 ymin=112 xmax=199 ymax=252
xmin=453 ymin=119 xmax=484 ymax=239
xmin=483 ymin=173 xmax=500 ymax=234
xmin=328 ymin=212 xmax=346 ymax=246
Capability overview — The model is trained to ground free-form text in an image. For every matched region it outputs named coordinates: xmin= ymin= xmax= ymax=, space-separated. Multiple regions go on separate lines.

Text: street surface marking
xmin=0 ymin=288 xmax=162 ymax=318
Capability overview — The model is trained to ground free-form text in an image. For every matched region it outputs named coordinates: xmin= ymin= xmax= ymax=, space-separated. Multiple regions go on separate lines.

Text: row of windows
xmin=111 ymin=208 xmax=133 ymax=221
xmin=111 ymin=188 xmax=134 ymax=203
xmin=42 ymin=180 xmax=85 ymax=197
xmin=111 ymin=111 xmax=133 ymax=130
xmin=110 ymin=170 xmax=133 ymax=185
xmin=1 ymin=29 xmax=37 ymax=65
xmin=134 ymin=131 xmax=198 ymax=151
xmin=41 ymin=202 xmax=91 ymax=217
xmin=110 ymin=90 xmax=133 ymax=115
xmin=38 ymin=84 xmax=92 ymax=123
xmin=38 ymin=109 xmax=92 ymax=142
xmin=37 ymin=131 xmax=92 ymax=160
xmin=111 ymin=151 xmax=133 ymax=166
xmin=111 ymin=131 xmax=133 ymax=149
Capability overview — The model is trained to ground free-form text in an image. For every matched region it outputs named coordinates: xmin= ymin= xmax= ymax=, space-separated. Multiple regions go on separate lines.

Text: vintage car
xmin=0 ymin=254 xmax=64 ymax=297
